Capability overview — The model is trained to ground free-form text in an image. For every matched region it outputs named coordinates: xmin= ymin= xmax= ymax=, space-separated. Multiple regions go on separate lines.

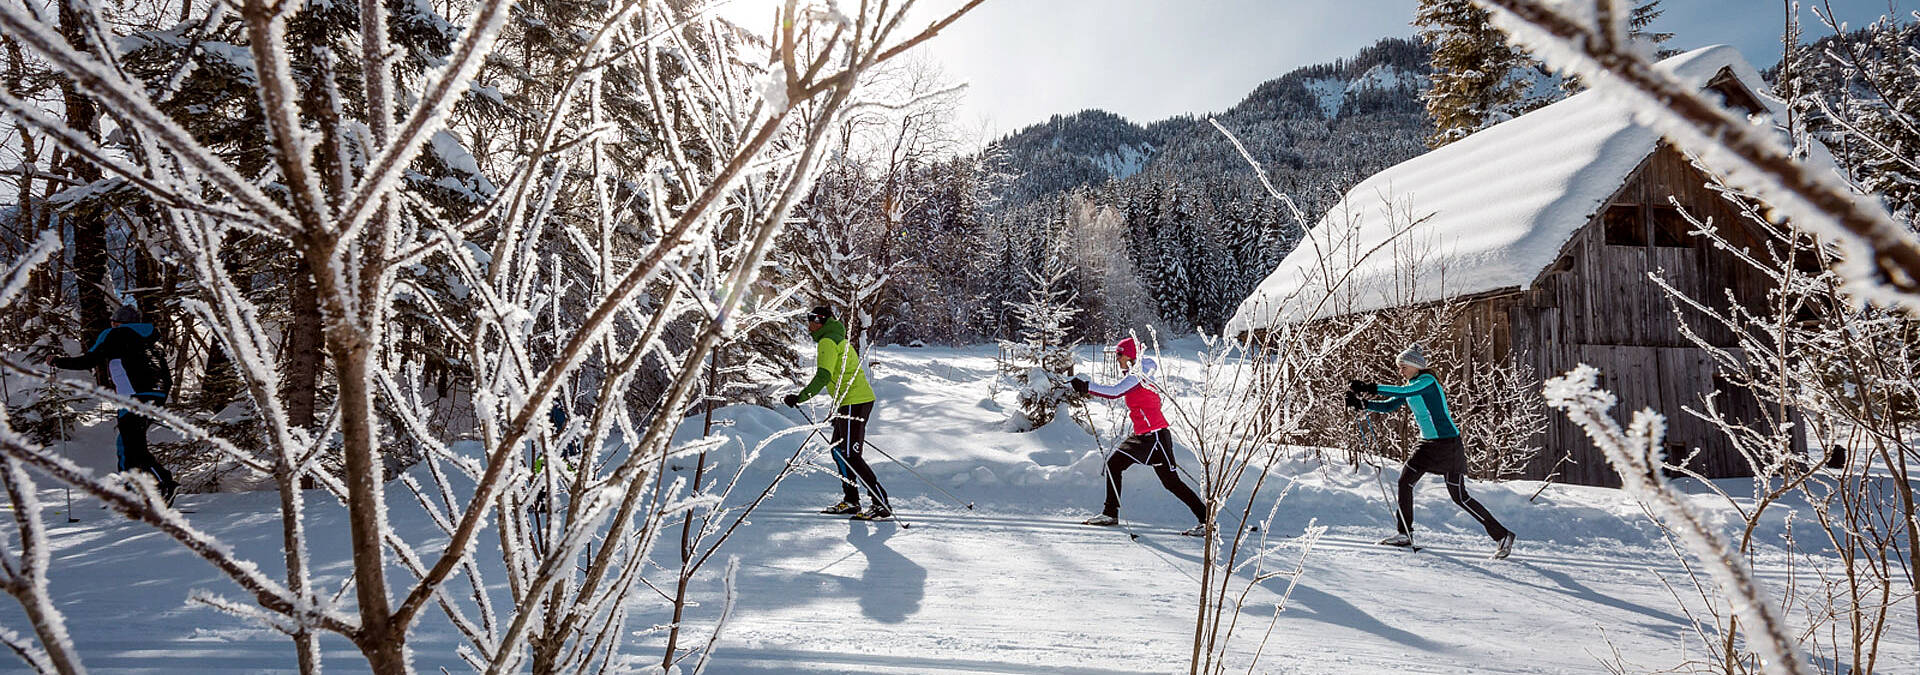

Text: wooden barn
xmin=1228 ymin=46 xmax=1824 ymax=487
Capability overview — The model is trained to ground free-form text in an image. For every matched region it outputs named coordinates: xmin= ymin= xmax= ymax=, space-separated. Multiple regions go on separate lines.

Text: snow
xmin=1303 ymin=77 xmax=1347 ymax=119
xmin=3 ymin=341 xmax=1907 ymax=672
xmin=421 ymin=129 xmax=497 ymax=202
xmin=1228 ymin=45 xmax=1838 ymax=333
xmin=1345 ymin=63 xmax=1424 ymax=95
xmin=1090 ymin=143 xmax=1152 ymax=180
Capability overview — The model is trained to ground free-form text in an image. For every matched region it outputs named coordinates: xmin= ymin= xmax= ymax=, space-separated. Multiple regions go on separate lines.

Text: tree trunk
xmin=57 ymin=3 xmax=108 ymax=338
xmin=3 ymin=36 xmax=55 ymax=321
xmin=332 ymin=335 xmax=405 ymax=671
xmin=284 ymin=256 xmax=324 ymax=428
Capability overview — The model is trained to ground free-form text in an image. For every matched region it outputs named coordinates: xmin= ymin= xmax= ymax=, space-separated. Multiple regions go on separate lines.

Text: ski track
xmin=2 ymin=342 xmax=1911 ymax=673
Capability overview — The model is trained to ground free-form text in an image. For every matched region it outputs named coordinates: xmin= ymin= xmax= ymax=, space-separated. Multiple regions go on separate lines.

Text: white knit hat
xmin=1396 ymin=344 xmax=1429 ymax=369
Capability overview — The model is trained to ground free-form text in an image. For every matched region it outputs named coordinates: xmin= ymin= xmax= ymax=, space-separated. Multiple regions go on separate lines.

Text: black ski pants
xmin=1102 ymin=428 xmax=1206 ymax=523
xmin=829 ymin=401 xmax=887 ymax=508
xmin=1396 ymin=467 xmax=1510 ymax=541
xmin=117 ymin=395 xmax=176 ymax=491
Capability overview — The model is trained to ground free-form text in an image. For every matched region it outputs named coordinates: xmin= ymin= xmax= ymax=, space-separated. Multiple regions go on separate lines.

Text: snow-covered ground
xmin=2 ymin=342 xmax=1911 ymax=673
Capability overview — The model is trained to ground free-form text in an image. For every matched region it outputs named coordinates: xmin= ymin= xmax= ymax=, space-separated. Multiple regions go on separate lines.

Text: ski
xmin=848 ymin=511 xmax=912 ymax=529
xmin=1377 ymin=534 xmax=1421 ymax=551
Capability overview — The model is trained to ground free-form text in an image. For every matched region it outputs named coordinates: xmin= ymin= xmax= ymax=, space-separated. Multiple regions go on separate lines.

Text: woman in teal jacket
xmin=1349 ymin=345 xmax=1515 ymax=559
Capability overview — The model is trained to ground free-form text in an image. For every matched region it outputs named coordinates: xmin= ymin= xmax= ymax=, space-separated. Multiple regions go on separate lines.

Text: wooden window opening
xmin=1603 ymin=204 xmax=1647 ymax=247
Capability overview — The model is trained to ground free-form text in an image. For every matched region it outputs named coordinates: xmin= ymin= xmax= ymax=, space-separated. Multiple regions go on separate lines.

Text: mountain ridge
xmin=986 ymin=36 xmax=1434 ymax=216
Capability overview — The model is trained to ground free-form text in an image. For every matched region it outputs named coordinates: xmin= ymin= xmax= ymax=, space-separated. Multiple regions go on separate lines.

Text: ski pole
xmin=795 ymin=407 xmax=916 ymax=527
xmin=59 ymin=412 xmax=76 ymax=523
xmin=1354 ymin=413 xmax=1407 ymax=544
xmin=1069 ymin=400 xmax=1203 ymax=582
xmin=793 ymin=407 xmax=921 ymax=508
xmin=1071 ymin=400 xmax=1131 ymax=534
xmin=855 ymin=439 xmax=973 ymax=511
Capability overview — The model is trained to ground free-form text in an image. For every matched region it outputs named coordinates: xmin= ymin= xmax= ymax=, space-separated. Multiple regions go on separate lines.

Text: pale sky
xmin=719 ymin=0 xmax=1920 ymax=140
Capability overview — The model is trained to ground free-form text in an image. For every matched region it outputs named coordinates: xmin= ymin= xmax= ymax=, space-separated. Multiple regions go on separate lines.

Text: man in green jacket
xmin=783 ymin=306 xmax=889 ymax=520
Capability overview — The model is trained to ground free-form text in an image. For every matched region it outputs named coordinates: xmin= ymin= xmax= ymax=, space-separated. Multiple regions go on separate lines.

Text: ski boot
xmin=821 ymin=501 xmax=860 ymax=515
xmin=1493 ymin=532 xmax=1516 ymax=560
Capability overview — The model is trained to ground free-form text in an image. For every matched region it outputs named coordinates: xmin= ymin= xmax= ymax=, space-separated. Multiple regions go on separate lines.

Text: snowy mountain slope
xmin=1345 ymin=63 xmax=1426 ymax=96
xmin=987 ymin=37 xmax=1431 ymax=215
xmin=0 ymin=342 xmax=1906 ymax=673
xmin=1302 ymin=77 xmax=1347 ymax=119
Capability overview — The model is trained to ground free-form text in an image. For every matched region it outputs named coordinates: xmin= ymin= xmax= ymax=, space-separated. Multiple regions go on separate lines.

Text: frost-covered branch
xmin=1543 ymin=366 xmax=1809 ymax=675
xmin=0 ymin=0 xmax=297 ymax=234
xmin=0 ymin=457 xmax=85 ymax=675
xmin=1474 ymin=0 xmax=1920 ymax=308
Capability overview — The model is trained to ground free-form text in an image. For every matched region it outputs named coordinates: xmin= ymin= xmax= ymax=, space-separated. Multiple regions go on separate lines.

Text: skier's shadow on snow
xmin=1501 ymin=560 xmax=1691 ymax=630
xmin=1132 ymin=536 xmax=1443 ymax=652
xmin=1278 ymin=582 xmax=1445 ymax=652
xmin=846 ymin=522 xmax=925 ymax=623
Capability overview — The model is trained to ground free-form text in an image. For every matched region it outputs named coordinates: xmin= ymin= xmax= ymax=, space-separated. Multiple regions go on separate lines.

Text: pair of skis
xmin=1080 ymin=517 xmax=1207 ymax=538
xmin=818 ymin=505 xmax=906 ymax=527
xmin=1376 ymin=533 xmax=1516 ymax=559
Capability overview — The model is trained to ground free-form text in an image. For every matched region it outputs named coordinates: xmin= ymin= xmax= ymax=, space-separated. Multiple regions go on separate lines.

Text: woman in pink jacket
xmin=1072 ymin=337 xmax=1208 ymax=535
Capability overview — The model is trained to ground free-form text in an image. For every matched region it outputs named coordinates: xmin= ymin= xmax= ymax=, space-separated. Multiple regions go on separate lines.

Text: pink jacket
xmin=1087 ymin=357 xmax=1168 ymax=436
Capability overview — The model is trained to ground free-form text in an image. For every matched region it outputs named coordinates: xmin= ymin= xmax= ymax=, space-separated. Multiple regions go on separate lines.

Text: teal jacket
xmin=1364 ymin=372 xmax=1458 ymax=440
xmin=797 ymin=318 xmax=875 ymax=406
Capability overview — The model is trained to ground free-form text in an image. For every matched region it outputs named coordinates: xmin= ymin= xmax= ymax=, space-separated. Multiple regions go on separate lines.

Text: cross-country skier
xmin=784 ymin=306 xmax=890 ymax=521
xmin=530 ymin=399 xmax=578 ymax=513
xmin=1072 ymin=337 xmax=1208 ymax=536
xmin=46 ymin=304 xmax=178 ymax=505
xmin=1348 ymin=345 xmax=1516 ymax=559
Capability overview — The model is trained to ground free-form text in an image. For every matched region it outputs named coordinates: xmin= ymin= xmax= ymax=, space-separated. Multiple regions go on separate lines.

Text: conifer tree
xmin=1631 ymin=0 xmax=1678 ymax=59
xmin=1003 ymin=232 xmax=1081 ymax=430
xmin=1415 ymin=0 xmax=1531 ymax=148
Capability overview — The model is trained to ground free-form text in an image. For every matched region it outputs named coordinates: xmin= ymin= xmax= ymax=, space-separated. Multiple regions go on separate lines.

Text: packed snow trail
xmin=615 ymin=507 xmax=1823 ymax=674
xmin=0 ymin=342 xmax=1908 ymax=672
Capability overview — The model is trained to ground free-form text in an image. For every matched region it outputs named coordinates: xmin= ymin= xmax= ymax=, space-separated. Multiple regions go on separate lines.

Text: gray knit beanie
xmin=1395 ymin=344 xmax=1428 ymax=370
xmin=111 ymin=304 xmax=142 ymax=324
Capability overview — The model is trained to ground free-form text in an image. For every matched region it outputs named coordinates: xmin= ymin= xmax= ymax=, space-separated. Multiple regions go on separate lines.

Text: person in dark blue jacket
xmin=47 ymin=305 xmax=178 ymax=504
xmin=1349 ymin=344 xmax=1514 ymax=559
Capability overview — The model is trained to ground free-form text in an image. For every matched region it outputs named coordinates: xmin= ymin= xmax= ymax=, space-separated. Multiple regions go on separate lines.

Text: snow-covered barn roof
xmin=1227 ymin=45 xmax=1831 ymax=333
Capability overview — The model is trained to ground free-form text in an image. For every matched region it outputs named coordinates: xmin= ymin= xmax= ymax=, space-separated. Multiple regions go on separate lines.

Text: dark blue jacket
xmin=53 ymin=323 xmax=171 ymax=401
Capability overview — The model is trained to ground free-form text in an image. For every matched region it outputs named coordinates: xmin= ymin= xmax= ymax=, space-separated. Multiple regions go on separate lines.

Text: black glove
xmin=781 ymin=393 xmax=800 ymax=408
xmin=1070 ymin=378 xmax=1090 ymax=395
xmin=1348 ymin=380 xmax=1377 ymax=396
xmin=1344 ymin=391 xmax=1365 ymax=410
